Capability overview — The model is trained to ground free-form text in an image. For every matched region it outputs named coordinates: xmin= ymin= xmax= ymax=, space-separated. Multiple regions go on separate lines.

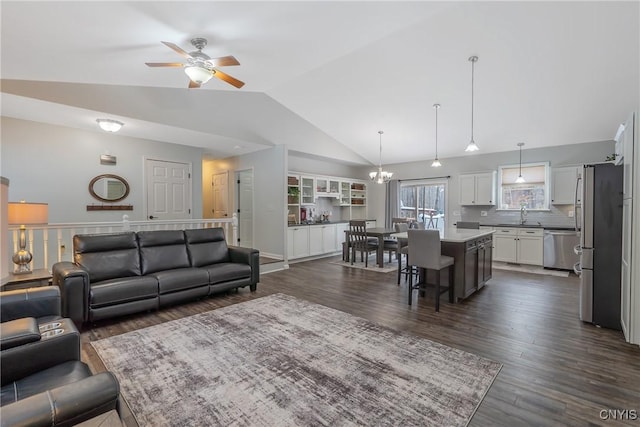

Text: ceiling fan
xmin=146 ymin=38 xmax=244 ymax=89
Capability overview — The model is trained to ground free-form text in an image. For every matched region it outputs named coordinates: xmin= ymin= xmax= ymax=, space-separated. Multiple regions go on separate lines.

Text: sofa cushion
xmin=150 ymin=268 xmax=210 ymax=294
xmin=137 ymin=231 xmax=191 ymax=275
xmin=201 ymin=263 xmax=251 ymax=284
xmin=184 ymin=228 xmax=230 ymax=267
xmin=90 ymin=276 xmax=159 ymax=308
xmin=1 ymin=360 xmax=91 ymax=405
xmin=74 ymin=233 xmax=141 ymax=283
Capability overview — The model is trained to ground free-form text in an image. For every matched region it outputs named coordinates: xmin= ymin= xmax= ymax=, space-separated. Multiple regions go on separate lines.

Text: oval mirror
xmin=89 ymin=174 xmax=130 ymax=203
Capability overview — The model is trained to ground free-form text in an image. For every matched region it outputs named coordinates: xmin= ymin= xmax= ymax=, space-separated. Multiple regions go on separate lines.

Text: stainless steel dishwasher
xmin=543 ymin=230 xmax=581 ymax=270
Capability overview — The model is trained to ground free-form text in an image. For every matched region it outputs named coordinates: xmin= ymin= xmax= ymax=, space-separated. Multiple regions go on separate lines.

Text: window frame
xmin=496 ymin=161 xmax=551 ymax=211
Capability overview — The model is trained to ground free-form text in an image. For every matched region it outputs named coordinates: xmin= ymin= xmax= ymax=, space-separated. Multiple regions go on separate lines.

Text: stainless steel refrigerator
xmin=578 ymin=162 xmax=623 ymax=330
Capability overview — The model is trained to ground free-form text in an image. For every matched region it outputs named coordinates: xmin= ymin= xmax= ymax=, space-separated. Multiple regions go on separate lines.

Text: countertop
xmin=480 ymin=223 xmax=576 ymax=231
xmin=394 ymin=228 xmax=494 ymax=243
xmin=288 ymin=220 xmax=375 ymax=227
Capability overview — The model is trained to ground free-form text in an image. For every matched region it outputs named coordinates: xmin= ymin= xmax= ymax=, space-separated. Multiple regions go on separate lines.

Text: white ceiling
xmin=1 ymin=1 xmax=638 ymax=166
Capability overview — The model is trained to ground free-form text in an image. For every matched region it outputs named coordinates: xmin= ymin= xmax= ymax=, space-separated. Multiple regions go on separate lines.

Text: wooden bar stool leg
xmin=408 ymin=267 xmax=413 ymax=305
xmin=448 ymin=265 xmax=455 ymax=303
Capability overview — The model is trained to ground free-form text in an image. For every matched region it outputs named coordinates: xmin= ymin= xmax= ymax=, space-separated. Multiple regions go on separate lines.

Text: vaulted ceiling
xmin=1 ymin=1 xmax=638 ymax=166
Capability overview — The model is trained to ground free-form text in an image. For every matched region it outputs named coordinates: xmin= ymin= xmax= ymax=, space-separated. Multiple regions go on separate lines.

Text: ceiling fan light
xmin=184 ymin=65 xmax=213 ymax=84
xmin=96 ymin=119 xmax=124 ymax=133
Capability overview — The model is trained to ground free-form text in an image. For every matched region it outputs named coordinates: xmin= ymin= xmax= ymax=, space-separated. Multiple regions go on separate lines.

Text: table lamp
xmin=8 ymin=201 xmax=48 ymax=274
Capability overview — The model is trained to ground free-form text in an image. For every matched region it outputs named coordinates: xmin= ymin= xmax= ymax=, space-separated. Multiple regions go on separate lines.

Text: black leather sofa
xmin=0 ymin=287 xmax=121 ymax=427
xmin=52 ymin=228 xmax=259 ymax=326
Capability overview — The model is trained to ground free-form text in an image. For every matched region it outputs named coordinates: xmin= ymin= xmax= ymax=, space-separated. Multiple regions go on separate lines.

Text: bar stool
xmin=407 ymin=229 xmax=454 ymax=311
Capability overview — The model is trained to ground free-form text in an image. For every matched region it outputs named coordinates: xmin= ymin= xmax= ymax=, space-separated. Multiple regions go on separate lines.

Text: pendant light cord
xmin=470 ymin=59 xmax=475 ymax=141
xmin=378 ymin=131 xmax=383 ymax=169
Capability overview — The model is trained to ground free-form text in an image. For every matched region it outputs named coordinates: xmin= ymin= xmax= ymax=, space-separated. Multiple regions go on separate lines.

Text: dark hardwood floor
xmin=81 ymin=256 xmax=640 ymax=426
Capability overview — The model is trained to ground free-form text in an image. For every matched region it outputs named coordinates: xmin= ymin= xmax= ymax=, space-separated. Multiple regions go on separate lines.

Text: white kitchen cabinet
xmin=366 ymin=220 xmax=376 ymax=228
xmin=300 ymin=176 xmax=315 ymax=205
xmin=493 ymin=227 xmax=543 ymax=266
xmin=309 ymin=224 xmax=336 ymax=255
xmin=287 ymin=226 xmax=310 ymax=259
xmin=335 ymin=222 xmax=349 ymax=247
xmin=493 ymin=228 xmax=518 ymax=263
xmin=551 ymin=166 xmax=580 ymax=205
xmin=459 ymin=172 xmax=496 ymax=206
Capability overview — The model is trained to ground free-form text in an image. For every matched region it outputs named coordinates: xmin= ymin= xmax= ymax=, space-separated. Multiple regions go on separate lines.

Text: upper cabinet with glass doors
xmin=316 ymin=178 xmax=340 ymax=198
xmin=301 ymin=176 xmax=315 ymax=205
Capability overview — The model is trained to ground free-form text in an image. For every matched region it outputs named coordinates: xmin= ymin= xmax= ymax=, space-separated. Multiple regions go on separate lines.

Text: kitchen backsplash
xmin=461 ymin=204 xmax=576 ymax=228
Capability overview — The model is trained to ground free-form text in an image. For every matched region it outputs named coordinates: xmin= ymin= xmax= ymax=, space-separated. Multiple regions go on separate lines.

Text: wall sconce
xmin=8 ymin=201 xmax=48 ymax=274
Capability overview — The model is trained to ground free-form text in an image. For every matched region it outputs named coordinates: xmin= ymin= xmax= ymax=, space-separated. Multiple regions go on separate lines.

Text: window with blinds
xmin=498 ymin=162 xmax=550 ymax=210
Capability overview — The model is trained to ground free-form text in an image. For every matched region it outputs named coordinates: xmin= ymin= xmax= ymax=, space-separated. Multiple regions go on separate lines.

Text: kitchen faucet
xmin=520 ymin=204 xmax=528 ymax=225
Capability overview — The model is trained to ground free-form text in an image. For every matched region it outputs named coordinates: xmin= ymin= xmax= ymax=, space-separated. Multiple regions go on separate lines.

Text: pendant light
xmin=369 ymin=130 xmax=393 ymax=184
xmin=465 ymin=56 xmax=479 ymax=152
xmin=515 ymin=142 xmax=526 ymax=183
xmin=431 ymin=103 xmax=442 ymax=167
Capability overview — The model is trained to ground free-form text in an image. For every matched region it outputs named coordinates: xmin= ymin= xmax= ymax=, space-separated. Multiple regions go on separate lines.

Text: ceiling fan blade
xmin=188 ymin=80 xmax=201 ymax=89
xmin=212 ymin=69 xmax=245 ymax=88
xmin=210 ymin=56 xmax=240 ymax=67
xmin=145 ymin=62 xmax=184 ymax=67
xmin=161 ymin=41 xmax=192 ymax=59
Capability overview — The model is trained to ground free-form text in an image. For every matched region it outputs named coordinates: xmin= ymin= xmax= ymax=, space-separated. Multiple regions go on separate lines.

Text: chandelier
xmin=369 ymin=130 xmax=393 ymax=184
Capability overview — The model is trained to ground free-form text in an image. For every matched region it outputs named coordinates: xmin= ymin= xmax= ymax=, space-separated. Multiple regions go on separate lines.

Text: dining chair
xmin=407 ymin=229 xmax=454 ymax=311
xmin=348 ymin=220 xmax=378 ymax=267
xmin=395 ymin=222 xmax=416 ymax=285
xmin=456 ymin=221 xmax=480 ymax=229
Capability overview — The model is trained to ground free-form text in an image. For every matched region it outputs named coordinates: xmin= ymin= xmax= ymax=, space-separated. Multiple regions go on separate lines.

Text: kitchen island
xmin=394 ymin=228 xmax=495 ymax=302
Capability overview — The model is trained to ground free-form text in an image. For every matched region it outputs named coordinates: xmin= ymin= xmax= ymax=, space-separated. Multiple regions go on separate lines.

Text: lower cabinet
xmin=442 ymin=234 xmax=493 ymax=300
xmin=493 ymin=227 xmax=543 ymax=266
xmin=309 ymin=224 xmax=337 ymax=256
xmin=288 ymin=223 xmax=340 ymax=260
xmin=287 ymin=226 xmax=310 ymax=259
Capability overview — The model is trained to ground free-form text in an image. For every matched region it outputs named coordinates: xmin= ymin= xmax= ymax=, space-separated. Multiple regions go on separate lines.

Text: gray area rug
xmin=91 ymin=294 xmax=501 ymax=426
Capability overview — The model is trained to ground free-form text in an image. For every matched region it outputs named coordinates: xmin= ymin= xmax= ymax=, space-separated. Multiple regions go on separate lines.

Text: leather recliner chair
xmin=0 ymin=287 xmax=121 ymax=427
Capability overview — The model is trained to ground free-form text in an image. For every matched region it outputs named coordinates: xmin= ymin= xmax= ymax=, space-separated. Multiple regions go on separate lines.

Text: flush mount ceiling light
xmin=96 ymin=119 xmax=124 ymax=133
xmin=465 ymin=55 xmax=480 ymax=152
xmin=369 ymin=130 xmax=393 ymax=184
xmin=431 ymin=103 xmax=442 ymax=168
xmin=516 ymin=142 xmax=526 ymax=183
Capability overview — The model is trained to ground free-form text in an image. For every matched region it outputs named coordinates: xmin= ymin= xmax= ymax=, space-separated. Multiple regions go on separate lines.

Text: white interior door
xmin=212 ymin=171 xmax=229 ymax=218
xmin=145 ymin=159 xmax=192 ymax=220
xmin=237 ymin=170 xmax=254 ymax=248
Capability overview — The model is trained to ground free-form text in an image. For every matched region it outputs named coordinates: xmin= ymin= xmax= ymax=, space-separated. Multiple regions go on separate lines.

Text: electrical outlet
xmin=568 ymin=210 xmax=574 ymax=218
xmin=480 ymin=211 xmax=488 ymax=217
xmin=453 ymin=211 xmax=460 ymax=217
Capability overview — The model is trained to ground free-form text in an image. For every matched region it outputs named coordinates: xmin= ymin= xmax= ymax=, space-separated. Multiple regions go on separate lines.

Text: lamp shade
xmin=185 ymin=66 xmax=213 ymax=84
xmin=8 ymin=202 xmax=48 ymax=225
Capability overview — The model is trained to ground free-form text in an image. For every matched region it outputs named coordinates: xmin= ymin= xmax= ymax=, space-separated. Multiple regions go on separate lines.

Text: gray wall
xmin=366 ymin=140 xmax=615 ymax=227
xmin=236 ymin=145 xmax=287 ymax=258
xmin=1 ymin=117 xmax=203 ymax=223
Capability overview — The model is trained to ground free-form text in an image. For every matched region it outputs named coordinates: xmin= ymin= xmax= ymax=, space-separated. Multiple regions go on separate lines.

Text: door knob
xmin=149 ymin=215 xmax=156 ymax=219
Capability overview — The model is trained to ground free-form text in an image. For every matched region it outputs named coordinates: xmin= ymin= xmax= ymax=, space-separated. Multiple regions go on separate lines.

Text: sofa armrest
xmin=1 ymin=318 xmax=80 ymax=385
xmin=52 ymin=262 xmax=90 ymax=326
xmin=0 ymin=287 xmax=61 ymax=323
xmin=228 ymin=246 xmax=260 ymax=285
xmin=0 ymin=372 xmax=120 ymax=427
